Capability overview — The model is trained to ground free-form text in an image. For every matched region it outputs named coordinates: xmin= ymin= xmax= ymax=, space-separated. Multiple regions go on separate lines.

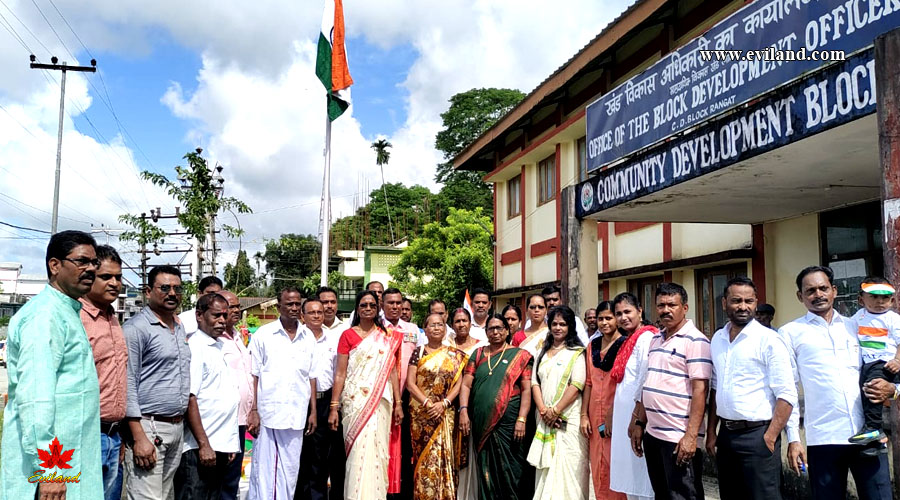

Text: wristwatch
xmin=633 ymin=419 xmax=646 ymax=429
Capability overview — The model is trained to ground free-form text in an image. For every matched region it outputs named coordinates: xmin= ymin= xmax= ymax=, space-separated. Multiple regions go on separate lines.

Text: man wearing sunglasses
xmin=123 ymin=265 xmax=192 ymax=500
xmin=79 ymin=245 xmax=129 ymax=500
xmin=1 ymin=230 xmax=103 ymax=500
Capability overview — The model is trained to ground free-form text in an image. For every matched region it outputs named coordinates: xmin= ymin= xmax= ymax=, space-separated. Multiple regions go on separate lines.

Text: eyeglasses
xmin=528 ymin=304 xmax=546 ymax=310
xmin=62 ymin=257 xmax=101 ymax=269
xmin=359 ymin=303 xmax=378 ymax=309
xmin=486 ymin=326 xmax=507 ymax=332
xmin=154 ymin=285 xmax=184 ymax=294
xmin=97 ymin=273 xmax=123 ymax=281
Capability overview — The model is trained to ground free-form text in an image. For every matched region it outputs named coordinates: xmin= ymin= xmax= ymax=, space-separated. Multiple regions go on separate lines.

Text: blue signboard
xmin=577 ymin=48 xmax=877 ymax=217
xmin=585 ymin=0 xmax=900 ymax=171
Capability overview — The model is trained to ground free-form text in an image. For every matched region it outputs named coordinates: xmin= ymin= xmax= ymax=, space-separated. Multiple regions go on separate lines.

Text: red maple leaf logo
xmin=36 ymin=437 xmax=75 ymax=469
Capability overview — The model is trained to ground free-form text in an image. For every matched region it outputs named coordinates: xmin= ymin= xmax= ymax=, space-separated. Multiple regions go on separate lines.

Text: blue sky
xmin=74 ymin=33 xmax=417 ymax=177
xmin=71 ymin=32 xmax=201 ymax=174
xmin=0 ymin=0 xmax=627 ymax=279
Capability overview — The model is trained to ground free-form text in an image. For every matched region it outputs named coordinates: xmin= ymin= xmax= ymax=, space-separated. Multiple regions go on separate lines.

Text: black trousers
xmin=860 ymin=360 xmax=897 ymax=431
xmin=174 ymin=448 xmax=232 ymax=500
xmin=296 ymin=390 xmax=346 ymax=500
xmin=715 ymin=423 xmax=781 ymax=500
xmin=220 ymin=425 xmax=245 ymax=500
xmin=807 ymin=444 xmax=892 ymax=500
xmin=643 ymin=432 xmax=705 ymax=500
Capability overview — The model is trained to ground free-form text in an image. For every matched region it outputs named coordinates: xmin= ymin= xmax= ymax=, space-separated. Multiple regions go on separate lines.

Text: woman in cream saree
xmin=527 ymin=306 xmax=589 ymax=500
xmin=329 ymin=291 xmax=403 ymax=500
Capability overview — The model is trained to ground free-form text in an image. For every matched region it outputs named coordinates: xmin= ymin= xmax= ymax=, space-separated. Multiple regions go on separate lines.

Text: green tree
xmin=436 ymin=176 xmax=493 ymax=217
xmin=389 ymin=207 xmax=493 ymax=317
xmin=371 ymin=139 xmax=395 ymax=243
xmin=180 ymin=280 xmax=198 ymax=311
xmin=119 ymin=148 xmax=252 ymax=281
xmin=331 ymin=183 xmax=444 ymax=249
xmin=224 ymin=250 xmax=257 ymax=294
xmin=300 ymin=270 xmax=349 ymax=297
xmin=434 ymin=88 xmax=525 ymax=184
xmin=263 ymin=234 xmax=321 ymax=291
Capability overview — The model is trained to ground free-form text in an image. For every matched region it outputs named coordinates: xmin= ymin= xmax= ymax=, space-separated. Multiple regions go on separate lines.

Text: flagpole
xmin=320 ymin=109 xmax=332 ymax=287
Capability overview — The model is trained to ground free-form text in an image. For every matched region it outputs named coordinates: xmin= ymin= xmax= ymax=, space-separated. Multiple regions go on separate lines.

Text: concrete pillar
xmin=875 ymin=27 xmax=900 ymax=495
xmin=560 ymin=185 xmax=599 ymax=315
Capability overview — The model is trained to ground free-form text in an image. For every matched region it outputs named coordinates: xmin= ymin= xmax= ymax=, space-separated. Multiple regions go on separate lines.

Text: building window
xmin=577 ymin=137 xmax=587 ymax=182
xmin=696 ymin=264 xmax=748 ymax=337
xmin=507 ymin=175 xmax=521 ymax=218
xmin=628 ymin=275 xmax=663 ymax=325
xmin=537 ymin=154 xmax=556 ymax=205
xmin=821 ymin=202 xmax=883 ymax=317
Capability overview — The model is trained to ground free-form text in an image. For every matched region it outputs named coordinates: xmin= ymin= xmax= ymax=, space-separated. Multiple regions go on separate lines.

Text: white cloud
xmin=0 ymin=0 xmax=629 ymax=281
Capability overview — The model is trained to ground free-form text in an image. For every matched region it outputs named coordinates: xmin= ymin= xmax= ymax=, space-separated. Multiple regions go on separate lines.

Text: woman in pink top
xmin=581 ymin=301 xmax=626 ymax=500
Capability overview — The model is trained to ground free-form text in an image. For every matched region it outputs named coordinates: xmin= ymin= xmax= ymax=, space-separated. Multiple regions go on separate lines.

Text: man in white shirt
xmin=247 ymin=287 xmax=319 ymax=500
xmin=217 ymin=290 xmax=253 ymax=500
xmin=469 ymin=288 xmax=492 ymax=342
xmin=297 ymin=295 xmax=345 ymax=500
xmin=383 ymin=287 xmax=419 ymax=498
xmin=780 ymin=266 xmax=894 ymax=500
xmin=178 ymin=276 xmax=223 ymax=336
xmin=584 ymin=308 xmax=599 ymax=341
xmin=175 ymin=293 xmax=240 ymax=500
xmin=705 ymin=277 xmax=796 ymax=499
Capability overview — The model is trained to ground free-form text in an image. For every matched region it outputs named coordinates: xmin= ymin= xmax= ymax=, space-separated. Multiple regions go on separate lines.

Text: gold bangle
xmin=329 ymin=401 xmax=340 ymax=408
xmin=516 ymin=416 xmax=527 ymax=423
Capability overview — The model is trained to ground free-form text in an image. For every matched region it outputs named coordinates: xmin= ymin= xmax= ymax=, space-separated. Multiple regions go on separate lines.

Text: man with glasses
xmin=79 ymin=245 xmax=129 ymax=500
xmin=1 ymin=230 xmax=103 ymax=500
xmin=297 ymin=297 xmax=343 ymax=500
xmin=123 ymin=265 xmax=192 ymax=500
xmin=383 ymin=288 xmax=419 ymax=500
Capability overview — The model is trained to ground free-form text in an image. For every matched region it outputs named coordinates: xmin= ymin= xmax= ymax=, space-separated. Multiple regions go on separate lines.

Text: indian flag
xmin=316 ymin=0 xmax=353 ymax=121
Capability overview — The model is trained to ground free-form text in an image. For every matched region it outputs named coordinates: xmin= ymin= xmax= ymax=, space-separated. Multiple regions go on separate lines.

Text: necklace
xmin=487 ymin=344 xmax=507 ymax=375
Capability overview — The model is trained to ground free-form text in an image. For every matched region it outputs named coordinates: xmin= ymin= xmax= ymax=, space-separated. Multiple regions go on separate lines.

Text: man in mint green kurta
xmin=1 ymin=230 xmax=102 ymax=500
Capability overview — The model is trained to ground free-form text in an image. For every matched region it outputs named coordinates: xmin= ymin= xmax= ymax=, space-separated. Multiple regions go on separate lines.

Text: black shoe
xmin=849 ymin=428 xmax=885 ymax=445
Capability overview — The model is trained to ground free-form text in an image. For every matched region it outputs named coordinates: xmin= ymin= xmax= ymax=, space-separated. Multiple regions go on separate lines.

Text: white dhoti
xmin=248 ymin=426 xmax=304 ymax=500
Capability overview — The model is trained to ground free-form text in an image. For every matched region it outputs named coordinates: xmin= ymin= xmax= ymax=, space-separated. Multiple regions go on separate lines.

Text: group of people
xmin=2 ymin=230 xmax=900 ymax=500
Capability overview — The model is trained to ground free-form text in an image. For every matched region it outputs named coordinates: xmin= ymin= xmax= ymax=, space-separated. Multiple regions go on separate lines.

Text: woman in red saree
xmin=459 ymin=314 xmax=535 ymax=500
xmin=580 ymin=301 xmax=625 ymax=500
xmin=328 ymin=291 xmax=404 ymax=500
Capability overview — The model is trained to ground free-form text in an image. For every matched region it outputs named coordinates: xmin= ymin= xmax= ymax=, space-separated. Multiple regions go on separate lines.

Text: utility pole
xmin=134 ymin=208 xmax=190 ymax=288
xmin=29 ymin=55 xmax=96 ymax=234
xmin=210 ymin=163 xmax=224 ymax=278
xmin=875 ymin=27 xmax=900 ymax=497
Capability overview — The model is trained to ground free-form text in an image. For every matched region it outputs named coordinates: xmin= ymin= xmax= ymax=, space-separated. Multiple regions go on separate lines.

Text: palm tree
xmin=371 ymin=139 xmax=395 ymax=244
xmin=253 ymin=250 xmax=264 ymax=295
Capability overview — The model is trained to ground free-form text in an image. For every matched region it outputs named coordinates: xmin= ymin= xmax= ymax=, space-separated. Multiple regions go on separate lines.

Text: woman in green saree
xmin=459 ymin=314 xmax=535 ymax=500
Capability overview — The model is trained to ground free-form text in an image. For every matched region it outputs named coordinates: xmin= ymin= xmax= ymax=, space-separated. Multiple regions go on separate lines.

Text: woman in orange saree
xmin=328 ymin=291 xmax=404 ymax=500
xmin=406 ymin=313 xmax=468 ymax=500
